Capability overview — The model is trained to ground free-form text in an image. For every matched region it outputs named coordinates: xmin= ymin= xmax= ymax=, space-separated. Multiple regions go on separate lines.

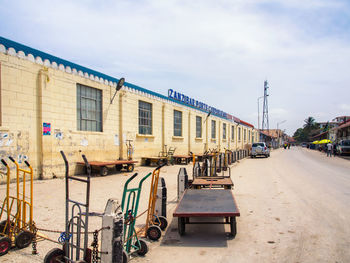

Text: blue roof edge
xmin=0 ymin=36 xmax=252 ymax=126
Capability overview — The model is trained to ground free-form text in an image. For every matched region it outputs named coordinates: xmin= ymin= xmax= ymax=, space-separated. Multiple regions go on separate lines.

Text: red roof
xmin=239 ymin=120 xmax=254 ymax=128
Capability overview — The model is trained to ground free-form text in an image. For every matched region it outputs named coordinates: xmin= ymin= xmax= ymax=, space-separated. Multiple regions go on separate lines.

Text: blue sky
xmin=1 ymin=0 xmax=350 ymax=135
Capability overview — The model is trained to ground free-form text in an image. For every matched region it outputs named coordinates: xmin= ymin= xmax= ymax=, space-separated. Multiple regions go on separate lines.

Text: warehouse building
xmin=0 ymin=36 xmax=258 ymax=180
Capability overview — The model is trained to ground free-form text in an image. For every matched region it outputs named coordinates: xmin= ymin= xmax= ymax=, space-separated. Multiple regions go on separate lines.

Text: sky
xmin=1 ymin=0 xmax=350 ymax=135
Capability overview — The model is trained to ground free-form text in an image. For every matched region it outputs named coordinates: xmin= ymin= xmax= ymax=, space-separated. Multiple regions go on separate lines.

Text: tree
xmin=293 ymin=116 xmax=320 ymax=143
xmin=303 ymin=116 xmax=316 ymax=130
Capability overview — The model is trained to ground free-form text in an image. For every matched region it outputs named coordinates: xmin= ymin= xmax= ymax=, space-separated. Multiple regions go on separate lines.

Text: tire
xmin=155 ymin=216 xmax=168 ymax=231
xmin=178 ymin=217 xmax=185 ymax=236
xmin=15 ymin=231 xmax=33 ymax=249
xmin=146 ymin=225 xmax=162 ymax=241
xmin=100 ymin=166 xmax=108 ymax=176
xmin=127 ymin=164 xmax=134 ymax=172
xmin=123 ymin=250 xmax=128 ymax=262
xmin=0 ymin=236 xmax=11 ymax=256
xmin=135 ymin=239 xmax=148 ymax=256
xmin=230 ymin=217 xmax=237 ymax=238
xmin=44 ymin=248 xmax=65 ymax=263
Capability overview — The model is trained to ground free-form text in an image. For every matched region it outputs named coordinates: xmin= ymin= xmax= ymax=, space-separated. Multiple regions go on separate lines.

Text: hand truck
xmin=0 ymin=157 xmax=34 ymax=256
xmin=44 ymin=151 xmax=92 ymax=263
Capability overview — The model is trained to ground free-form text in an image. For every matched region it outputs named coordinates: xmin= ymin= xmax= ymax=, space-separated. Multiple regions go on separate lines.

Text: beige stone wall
xmin=0 ymin=50 xmax=258 ymax=181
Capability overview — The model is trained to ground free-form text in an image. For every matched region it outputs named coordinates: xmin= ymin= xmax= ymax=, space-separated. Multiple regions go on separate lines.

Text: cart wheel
xmin=122 ymin=250 xmax=128 ymax=262
xmin=0 ymin=237 xmax=11 ymax=256
xmin=155 ymin=216 xmax=168 ymax=231
xmin=230 ymin=217 xmax=237 ymax=238
xmin=146 ymin=225 xmax=162 ymax=241
xmin=178 ymin=217 xmax=185 ymax=236
xmin=115 ymin=164 xmax=122 ymax=171
xmin=127 ymin=164 xmax=134 ymax=172
xmin=44 ymin=248 xmax=65 ymax=263
xmin=15 ymin=231 xmax=33 ymax=249
xmin=136 ymin=239 xmax=148 ymax=256
xmin=100 ymin=166 xmax=108 ymax=176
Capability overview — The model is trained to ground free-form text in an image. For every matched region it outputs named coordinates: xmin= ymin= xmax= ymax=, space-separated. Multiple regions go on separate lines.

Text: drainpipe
xmin=162 ymin=104 xmax=165 ymax=153
xmin=188 ymin=111 xmax=191 ymax=154
xmin=119 ymin=91 xmax=125 ymax=159
xmin=37 ymin=68 xmax=49 ymax=179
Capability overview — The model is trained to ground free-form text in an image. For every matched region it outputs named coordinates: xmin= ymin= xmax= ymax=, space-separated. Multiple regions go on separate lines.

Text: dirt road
xmin=1 ymin=147 xmax=349 ymax=262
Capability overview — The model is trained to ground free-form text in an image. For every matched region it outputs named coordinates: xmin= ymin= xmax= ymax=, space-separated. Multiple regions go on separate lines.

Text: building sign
xmin=168 ymin=89 xmax=228 ymax=118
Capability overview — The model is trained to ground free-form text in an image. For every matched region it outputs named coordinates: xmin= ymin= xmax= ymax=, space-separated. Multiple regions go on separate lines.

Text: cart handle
xmin=8 ymin=156 xmax=15 ymax=163
xmin=81 ymin=154 xmax=91 ymax=175
xmin=155 ymin=162 xmax=167 ymax=171
xmin=1 ymin=159 xmax=7 ymax=166
xmin=24 ymin=160 xmax=30 ymax=167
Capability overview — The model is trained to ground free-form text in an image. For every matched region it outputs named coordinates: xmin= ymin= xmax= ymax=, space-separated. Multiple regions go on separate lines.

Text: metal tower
xmin=262 ymin=80 xmax=269 ymax=131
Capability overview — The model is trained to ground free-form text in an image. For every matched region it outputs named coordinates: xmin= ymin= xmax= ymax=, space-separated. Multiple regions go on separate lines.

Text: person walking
xmin=327 ymin=142 xmax=333 ymax=157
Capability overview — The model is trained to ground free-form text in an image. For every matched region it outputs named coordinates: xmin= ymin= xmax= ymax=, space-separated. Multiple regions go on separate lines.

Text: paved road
xmin=1 ymin=147 xmax=349 ymax=262
xmin=137 ymin=147 xmax=350 ymax=263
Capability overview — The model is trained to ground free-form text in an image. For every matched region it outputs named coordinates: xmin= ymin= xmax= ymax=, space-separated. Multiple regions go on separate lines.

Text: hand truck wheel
xmin=15 ymin=230 xmax=33 ymax=249
xmin=0 ymin=236 xmax=11 ymax=256
xmin=146 ymin=225 xmax=162 ymax=241
xmin=155 ymin=216 xmax=168 ymax=231
xmin=0 ymin=220 xmax=14 ymax=234
xmin=43 ymin=248 xmax=65 ymax=263
xmin=135 ymin=239 xmax=149 ymax=256
xmin=122 ymin=250 xmax=128 ymax=262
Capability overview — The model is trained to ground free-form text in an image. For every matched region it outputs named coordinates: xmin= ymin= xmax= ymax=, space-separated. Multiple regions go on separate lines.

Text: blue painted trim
xmin=0 ymin=36 xmax=252 ymax=126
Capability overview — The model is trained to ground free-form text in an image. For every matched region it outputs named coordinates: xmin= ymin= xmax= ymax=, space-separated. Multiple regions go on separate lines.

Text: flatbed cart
xmin=173 ymin=155 xmax=192 ymax=165
xmin=0 ymin=157 xmax=34 ymax=256
xmin=78 ymin=160 xmax=138 ymax=176
xmin=44 ymin=151 xmax=92 ymax=263
xmin=173 ymin=189 xmax=240 ymax=237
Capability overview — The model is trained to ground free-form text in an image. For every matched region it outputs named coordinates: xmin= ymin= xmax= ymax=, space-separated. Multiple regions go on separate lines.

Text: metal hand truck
xmin=0 ymin=157 xmax=34 ymax=256
xmin=121 ymin=172 xmax=152 ymax=262
xmin=44 ymin=151 xmax=92 ymax=263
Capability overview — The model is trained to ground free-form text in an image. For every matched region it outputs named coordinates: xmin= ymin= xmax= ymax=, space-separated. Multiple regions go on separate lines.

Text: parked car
xmin=336 ymin=140 xmax=350 ymax=155
xmin=251 ymin=142 xmax=270 ymax=158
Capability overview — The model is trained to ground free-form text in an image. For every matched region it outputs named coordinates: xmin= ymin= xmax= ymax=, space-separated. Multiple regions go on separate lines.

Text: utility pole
xmin=262 ymin=80 xmax=269 ymax=131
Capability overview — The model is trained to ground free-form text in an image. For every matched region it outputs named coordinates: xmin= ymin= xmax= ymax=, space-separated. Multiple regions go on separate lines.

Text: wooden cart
xmin=77 ymin=160 xmax=137 ymax=176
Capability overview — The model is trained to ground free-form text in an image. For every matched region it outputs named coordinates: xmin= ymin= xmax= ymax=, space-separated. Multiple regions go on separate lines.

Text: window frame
xmin=231 ymin=126 xmax=235 ymax=141
xmin=238 ymin=127 xmax=241 ymax=141
xmin=196 ymin=116 xmax=202 ymax=138
xmin=211 ymin=120 xmax=216 ymax=139
xmin=138 ymin=100 xmax=153 ymax=135
xmin=173 ymin=110 xmax=183 ymax=137
xmin=77 ymin=83 xmax=102 ymax=132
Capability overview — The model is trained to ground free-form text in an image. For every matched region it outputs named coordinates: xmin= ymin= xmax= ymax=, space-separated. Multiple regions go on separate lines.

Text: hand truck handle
xmin=81 ymin=154 xmax=91 ymax=175
xmin=24 ymin=160 xmax=30 ymax=167
xmin=155 ymin=162 xmax=167 ymax=171
xmin=1 ymin=159 xmax=7 ymax=166
xmin=8 ymin=156 xmax=15 ymax=163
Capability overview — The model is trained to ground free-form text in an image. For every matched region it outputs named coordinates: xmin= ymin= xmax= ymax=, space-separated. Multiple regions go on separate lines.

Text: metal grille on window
xmin=139 ymin=101 xmax=152 ymax=134
xmin=77 ymin=84 xmax=102 ymax=132
xmin=211 ymin=120 xmax=216 ymax=139
xmin=174 ymin=110 xmax=182 ymax=136
xmin=196 ymin=116 xmax=202 ymax=138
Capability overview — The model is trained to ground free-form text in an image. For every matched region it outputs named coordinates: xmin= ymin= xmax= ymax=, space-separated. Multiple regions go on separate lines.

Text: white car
xmin=251 ymin=142 xmax=270 ymax=158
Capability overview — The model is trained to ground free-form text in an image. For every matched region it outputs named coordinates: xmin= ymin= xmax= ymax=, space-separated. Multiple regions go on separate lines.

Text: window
xmin=77 ymin=84 xmax=102 ymax=132
xmin=138 ymin=100 xmax=152 ymax=134
xmin=244 ymin=129 xmax=247 ymax=141
xmin=223 ymin=123 xmax=226 ymax=139
xmin=231 ymin=126 xmax=235 ymax=141
xmin=238 ymin=127 xmax=241 ymax=141
xmin=196 ymin=116 xmax=202 ymax=138
xmin=174 ymin=110 xmax=182 ymax=136
xmin=249 ymin=130 xmax=251 ymax=142
xmin=211 ymin=120 xmax=216 ymax=139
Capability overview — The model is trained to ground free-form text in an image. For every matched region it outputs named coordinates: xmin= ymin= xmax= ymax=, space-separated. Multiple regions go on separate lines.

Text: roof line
xmin=0 ymin=36 xmax=254 ymax=127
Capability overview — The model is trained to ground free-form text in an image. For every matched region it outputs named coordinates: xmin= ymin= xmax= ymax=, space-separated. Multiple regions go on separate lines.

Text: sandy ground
xmin=1 ymin=147 xmax=350 ymax=263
